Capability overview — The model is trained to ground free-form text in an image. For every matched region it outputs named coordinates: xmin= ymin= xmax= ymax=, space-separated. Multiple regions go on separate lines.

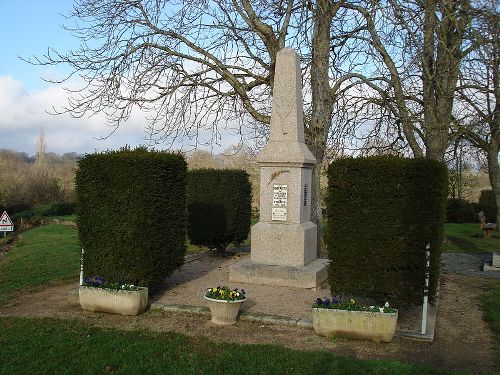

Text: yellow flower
xmin=212 ymin=288 xmax=217 ymax=293
xmin=350 ymin=299 xmax=355 ymax=304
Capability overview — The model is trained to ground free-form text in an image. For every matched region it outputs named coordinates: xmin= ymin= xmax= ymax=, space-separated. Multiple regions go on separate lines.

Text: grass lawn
xmin=0 ymin=224 xmax=80 ymax=305
xmin=0 ymin=222 xmax=496 ymax=373
xmin=482 ymin=280 xmax=500 ymax=369
xmin=0 ymin=317 xmax=458 ymax=375
xmin=443 ymin=223 xmax=500 ymax=253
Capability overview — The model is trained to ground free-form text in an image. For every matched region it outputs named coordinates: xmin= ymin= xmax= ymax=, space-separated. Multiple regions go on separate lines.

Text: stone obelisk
xmin=230 ymin=48 xmax=327 ymax=288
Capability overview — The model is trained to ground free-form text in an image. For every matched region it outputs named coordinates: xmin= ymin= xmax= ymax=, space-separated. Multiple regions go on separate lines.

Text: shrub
xmin=10 ymin=202 xmax=76 ymax=225
xmin=479 ymin=190 xmax=497 ymax=223
xmin=326 ymin=156 xmax=448 ymax=307
xmin=446 ymin=199 xmax=476 ymax=223
xmin=0 ymin=203 xmax=31 ymax=216
xmin=76 ymin=148 xmax=187 ymax=290
xmin=187 ymin=169 xmax=251 ymax=253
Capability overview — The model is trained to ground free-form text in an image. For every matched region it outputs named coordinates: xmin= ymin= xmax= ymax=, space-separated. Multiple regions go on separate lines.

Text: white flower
xmin=121 ymin=285 xmax=125 ymax=289
xmin=236 ymin=292 xmax=240 ymax=297
xmin=379 ymin=307 xmax=384 ymax=313
xmin=370 ymin=306 xmax=374 ymax=310
xmin=384 ymin=302 xmax=389 ymax=308
xmin=130 ymin=285 xmax=134 ymax=287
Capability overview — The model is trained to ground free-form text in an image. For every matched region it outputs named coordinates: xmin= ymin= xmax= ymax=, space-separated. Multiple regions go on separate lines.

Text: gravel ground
xmin=441 ymin=252 xmax=500 ymax=279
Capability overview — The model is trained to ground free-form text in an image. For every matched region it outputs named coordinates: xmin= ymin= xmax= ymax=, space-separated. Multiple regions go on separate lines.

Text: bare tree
xmin=35 ymin=128 xmax=46 ymax=166
xmin=333 ymin=0 xmax=472 ymax=161
xmin=28 ymin=0 xmax=356 ymax=249
xmin=28 ymin=0 xmax=481 ymax=244
xmin=457 ymin=1 xmax=499 ymax=226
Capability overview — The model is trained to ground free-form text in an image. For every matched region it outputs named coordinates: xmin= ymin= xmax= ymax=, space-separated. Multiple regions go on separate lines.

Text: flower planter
xmin=79 ymin=286 xmax=148 ymax=316
xmin=313 ymin=308 xmax=398 ymax=343
xmin=204 ymin=296 xmax=245 ymax=325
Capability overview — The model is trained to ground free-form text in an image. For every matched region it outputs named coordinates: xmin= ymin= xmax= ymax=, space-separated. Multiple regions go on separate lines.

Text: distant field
xmin=443 ymin=223 xmax=500 ymax=253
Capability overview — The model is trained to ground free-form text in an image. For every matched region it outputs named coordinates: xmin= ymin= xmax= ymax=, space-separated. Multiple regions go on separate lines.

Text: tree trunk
xmin=307 ymin=0 xmax=335 ymax=255
xmin=487 ymin=141 xmax=500 ymax=229
xmin=422 ymin=0 xmax=469 ymax=161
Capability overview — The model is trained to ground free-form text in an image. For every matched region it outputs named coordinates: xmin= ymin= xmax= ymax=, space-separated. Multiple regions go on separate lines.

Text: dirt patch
xmin=0 ymin=269 xmax=495 ymax=374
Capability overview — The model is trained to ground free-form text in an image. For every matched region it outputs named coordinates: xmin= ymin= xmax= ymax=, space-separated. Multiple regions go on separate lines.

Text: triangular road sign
xmin=0 ymin=211 xmax=14 ymax=231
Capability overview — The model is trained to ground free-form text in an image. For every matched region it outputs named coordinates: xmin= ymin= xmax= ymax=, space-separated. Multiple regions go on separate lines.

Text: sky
xmin=0 ymin=0 xmax=237 ymax=156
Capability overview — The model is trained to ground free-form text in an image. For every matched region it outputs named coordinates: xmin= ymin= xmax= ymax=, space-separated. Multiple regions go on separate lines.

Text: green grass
xmin=443 ymin=223 xmax=500 ymax=253
xmin=482 ymin=280 xmax=500 ymax=370
xmin=0 ymin=224 xmax=80 ymax=305
xmin=51 ymin=214 xmax=77 ymax=222
xmin=0 ymin=317 xmax=458 ymax=375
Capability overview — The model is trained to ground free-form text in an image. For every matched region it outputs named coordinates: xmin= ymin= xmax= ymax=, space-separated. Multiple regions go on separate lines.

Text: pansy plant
xmin=313 ymin=297 xmax=396 ymax=314
xmin=205 ymin=286 xmax=246 ymax=301
xmin=82 ymin=276 xmax=141 ymax=291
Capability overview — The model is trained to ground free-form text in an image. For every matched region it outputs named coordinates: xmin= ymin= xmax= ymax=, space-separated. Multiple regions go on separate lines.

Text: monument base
xmin=483 ymin=252 xmax=500 ymax=272
xmin=229 ymin=258 xmax=328 ymax=289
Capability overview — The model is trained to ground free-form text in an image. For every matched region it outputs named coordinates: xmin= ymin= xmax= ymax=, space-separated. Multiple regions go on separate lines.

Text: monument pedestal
xmin=483 ymin=252 xmax=500 ymax=272
xmin=229 ymin=258 xmax=328 ymax=289
xmin=251 ymin=221 xmax=317 ymax=266
xmin=229 ymin=47 xmax=327 ymax=289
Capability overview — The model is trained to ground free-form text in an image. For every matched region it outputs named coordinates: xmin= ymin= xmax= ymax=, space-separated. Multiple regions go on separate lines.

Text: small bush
xmin=187 ymin=169 xmax=251 ymax=252
xmin=326 ymin=156 xmax=448 ymax=307
xmin=446 ymin=199 xmax=476 ymax=223
xmin=76 ymin=148 xmax=187 ymax=290
xmin=479 ymin=190 xmax=497 ymax=223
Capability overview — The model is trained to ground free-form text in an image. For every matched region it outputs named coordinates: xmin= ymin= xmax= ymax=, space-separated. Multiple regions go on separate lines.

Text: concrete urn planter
xmin=204 ymin=296 xmax=245 ymax=325
xmin=79 ymin=286 xmax=148 ymax=316
xmin=313 ymin=308 xmax=398 ymax=343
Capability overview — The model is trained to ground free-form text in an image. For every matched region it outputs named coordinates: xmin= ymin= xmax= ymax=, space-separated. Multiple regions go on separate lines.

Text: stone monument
xmin=230 ymin=48 xmax=328 ymax=288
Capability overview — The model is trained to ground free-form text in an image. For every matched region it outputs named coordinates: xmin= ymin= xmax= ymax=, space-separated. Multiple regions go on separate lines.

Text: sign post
xmin=0 ymin=211 xmax=14 ymax=237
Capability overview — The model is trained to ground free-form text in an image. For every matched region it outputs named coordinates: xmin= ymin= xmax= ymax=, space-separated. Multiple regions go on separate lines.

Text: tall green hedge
xmin=76 ymin=148 xmax=187 ymax=289
xmin=187 ymin=169 xmax=251 ymax=252
xmin=446 ymin=198 xmax=478 ymax=223
xmin=326 ymin=156 xmax=448 ymax=306
xmin=479 ymin=189 xmax=497 ymax=223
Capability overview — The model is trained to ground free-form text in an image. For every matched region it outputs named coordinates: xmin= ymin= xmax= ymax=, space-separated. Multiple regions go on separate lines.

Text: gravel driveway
xmin=441 ymin=252 xmax=500 ymax=279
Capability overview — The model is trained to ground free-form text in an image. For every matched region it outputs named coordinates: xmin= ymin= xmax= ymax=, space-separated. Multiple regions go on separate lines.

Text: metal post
xmin=79 ymin=248 xmax=84 ymax=286
xmin=421 ymin=243 xmax=431 ymax=335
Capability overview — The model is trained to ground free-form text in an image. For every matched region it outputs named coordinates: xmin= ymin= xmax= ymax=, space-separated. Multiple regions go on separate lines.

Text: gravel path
xmin=441 ymin=252 xmax=500 ymax=279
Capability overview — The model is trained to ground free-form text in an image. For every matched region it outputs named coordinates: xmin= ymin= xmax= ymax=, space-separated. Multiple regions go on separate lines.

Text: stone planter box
xmin=204 ymin=296 xmax=245 ymax=325
xmin=79 ymin=286 xmax=148 ymax=316
xmin=313 ymin=308 xmax=398 ymax=343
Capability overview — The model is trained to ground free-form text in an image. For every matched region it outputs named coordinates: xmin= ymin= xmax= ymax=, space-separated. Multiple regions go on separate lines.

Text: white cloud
xmin=0 ymin=75 xmax=239 ymax=155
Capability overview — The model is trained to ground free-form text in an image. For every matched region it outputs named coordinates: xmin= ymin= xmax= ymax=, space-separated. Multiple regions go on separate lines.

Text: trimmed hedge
xmin=479 ymin=189 xmax=497 ymax=223
xmin=187 ymin=169 xmax=251 ymax=252
xmin=446 ymin=199 xmax=478 ymax=223
xmin=326 ymin=156 xmax=448 ymax=307
xmin=76 ymin=148 xmax=187 ymax=289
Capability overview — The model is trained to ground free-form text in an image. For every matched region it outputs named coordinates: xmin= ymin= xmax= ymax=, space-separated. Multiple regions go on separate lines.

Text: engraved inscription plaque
xmin=272 ymin=185 xmax=288 ymax=221
xmin=272 ymin=185 xmax=288 ymax=207
xmin=303 ymin=184 xmax=308 ymax=207
xmin=272 ymin=207 xmax=287 ymax=221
